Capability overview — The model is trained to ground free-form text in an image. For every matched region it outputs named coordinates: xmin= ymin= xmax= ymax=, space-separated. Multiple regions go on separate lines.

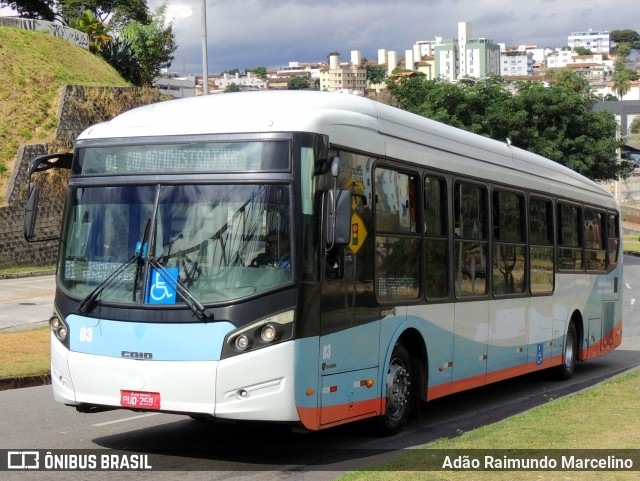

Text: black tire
xmin=377 ymin=342 xmax=412 ymax=435
xmin=557 ymin=321 xmax=577 ymax=380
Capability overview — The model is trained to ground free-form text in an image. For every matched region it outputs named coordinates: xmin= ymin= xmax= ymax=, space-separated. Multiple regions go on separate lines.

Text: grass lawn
xmin=338 ymin=369 xmax=640 ymax=481
xmin=0 ymin=327 xmax=50 ymax=379
xmin=623 ymin=234 xmax=640 ymax=253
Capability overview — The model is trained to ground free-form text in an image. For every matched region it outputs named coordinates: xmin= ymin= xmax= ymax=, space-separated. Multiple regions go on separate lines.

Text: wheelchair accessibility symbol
xmin=146 ymin=267 xmax=178 ymax=304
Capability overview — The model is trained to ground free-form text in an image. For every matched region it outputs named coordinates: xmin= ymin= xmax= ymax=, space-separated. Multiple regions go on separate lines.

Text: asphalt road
xmin=1 ymin=258 xmax=639 ymax=480
xmin=0 ymin=275 xmax=54 ymax=331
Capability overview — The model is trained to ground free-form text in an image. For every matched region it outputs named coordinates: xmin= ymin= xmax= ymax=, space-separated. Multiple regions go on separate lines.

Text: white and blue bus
xmin=25 ymin=91 xmax=622 ymax=434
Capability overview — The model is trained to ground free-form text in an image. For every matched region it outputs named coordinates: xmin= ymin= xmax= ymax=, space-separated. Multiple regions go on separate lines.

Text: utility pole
xmin=201 ymin=0 xmax=209 ymax=95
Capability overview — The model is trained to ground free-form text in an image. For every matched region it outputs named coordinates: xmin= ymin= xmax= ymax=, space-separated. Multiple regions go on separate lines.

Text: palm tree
xmin=70 ymin=10 xmax=113 ymax=54
xmin=611 ymin=68 xmax=633 ymax=100
xmin=544 ymin=68 xmax=590 ymax=95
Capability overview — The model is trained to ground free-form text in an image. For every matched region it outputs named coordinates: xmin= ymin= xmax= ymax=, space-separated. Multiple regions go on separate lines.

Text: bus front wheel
xmin=378 ymin=342 xmax=412 ymax=435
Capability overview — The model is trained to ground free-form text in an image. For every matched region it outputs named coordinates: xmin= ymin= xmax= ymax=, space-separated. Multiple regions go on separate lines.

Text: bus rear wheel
xmin=378 ymin=342 xmax=411 ymax=435
xmin=557 ymin=321 xmax=577 ymax=380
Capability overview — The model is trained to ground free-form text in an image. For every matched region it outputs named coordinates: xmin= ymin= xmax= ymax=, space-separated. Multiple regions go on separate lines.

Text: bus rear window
xmin=74 ymin=141 xmax=289 ymax=175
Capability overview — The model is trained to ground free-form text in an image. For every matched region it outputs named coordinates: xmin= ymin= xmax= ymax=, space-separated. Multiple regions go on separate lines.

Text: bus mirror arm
xmin=27 ymin=152 xmax=73 ymax=177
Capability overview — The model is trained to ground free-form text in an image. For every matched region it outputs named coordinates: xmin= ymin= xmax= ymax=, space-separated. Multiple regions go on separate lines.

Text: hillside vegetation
xmin=0 ymin=27 xmax=129 ymax=194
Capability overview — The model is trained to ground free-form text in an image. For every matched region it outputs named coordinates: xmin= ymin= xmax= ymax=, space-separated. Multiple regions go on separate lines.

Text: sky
xmin=150 ymin=0 xmax=637 ymax=76
xmin=0 ymin=1 xmax=637 ymax=75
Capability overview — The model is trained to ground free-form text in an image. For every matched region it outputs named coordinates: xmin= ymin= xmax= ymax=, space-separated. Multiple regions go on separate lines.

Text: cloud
xmin=148 ymin=0 xmax=634 ymax=75
xmin=166 ymin=3 xmax=193 ymax=21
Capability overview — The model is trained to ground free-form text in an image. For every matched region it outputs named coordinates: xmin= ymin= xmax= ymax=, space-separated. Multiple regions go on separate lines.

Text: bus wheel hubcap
xmin=386 ymin=362 xmax=409 ymax=417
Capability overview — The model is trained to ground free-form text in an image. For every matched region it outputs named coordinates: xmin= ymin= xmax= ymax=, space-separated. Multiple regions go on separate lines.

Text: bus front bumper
xmin=51 ymin=333 xmax=299 ymax=422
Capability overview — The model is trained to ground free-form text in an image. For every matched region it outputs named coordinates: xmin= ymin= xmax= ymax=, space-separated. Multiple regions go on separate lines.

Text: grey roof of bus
xmin=76 ymin=90 xmax=613 ymax=205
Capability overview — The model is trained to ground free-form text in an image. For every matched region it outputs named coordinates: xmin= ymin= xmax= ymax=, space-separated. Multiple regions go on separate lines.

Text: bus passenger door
xmin=319 ymin=243 xmax=378 ymax=426
xmin=318 ymin=165 xmax=379 ymax=427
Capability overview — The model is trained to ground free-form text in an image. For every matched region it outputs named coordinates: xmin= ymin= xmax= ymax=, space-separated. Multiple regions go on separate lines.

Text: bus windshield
xmin=59 ymin=183 xmax=292 ymax=307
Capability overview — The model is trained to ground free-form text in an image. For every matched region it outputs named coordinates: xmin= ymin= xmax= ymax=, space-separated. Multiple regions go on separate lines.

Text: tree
xmin=1 ymin=1 xmax=149 ymax=27
xmin=574 ymin=47 xmax=592 ymax=55
xmin=610 ymin=29 xmax=640 ymax=49
xmin=58 ymin=0 xmax=149 ymax=28
xmin=615 ymin=42 xmax=633 ymax=63
xmin=224 ymin=83 xmax=241 ymax=93
xmin=0 ymin=0 xmax=55 ymax=20
xmin=248 ymin=66 xmax=268 ymax=79
xmin=99 ymin=38 xmax=142 ymax=85
xmin=611 ymin=67 xmax=633 ymax=100
xmin=543 ymin=68 xmax=591 ymax=95
xmin=367 ymin=64 xmax=387 ymax=86
xmin=69 ymin=9 xmax=112 ymax=53
xmin=288 ymin=75 xmax=310 ymax=90
xmin=386 ymin=75 xmax=626 ymax=181
xmin=120 ymin=2 xmax=176 ymax=86
xmin=630 ymin=116 xmax=640 ymax=134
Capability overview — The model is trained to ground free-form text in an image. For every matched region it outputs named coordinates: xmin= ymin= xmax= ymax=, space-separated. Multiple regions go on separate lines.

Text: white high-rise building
xmin=568 ymin=29 xmax=610 ymax=54
xmin=434 ymin=22 xmax=501 ymax=81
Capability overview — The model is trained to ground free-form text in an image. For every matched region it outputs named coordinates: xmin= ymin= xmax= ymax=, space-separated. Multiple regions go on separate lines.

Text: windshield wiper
xmin=133 ymin=220 xmax=151 ymax=302
xmin=147 ymin=258 xmax=214 ymax=322
xmin=78 ymin=253 xmax=140 ymax=315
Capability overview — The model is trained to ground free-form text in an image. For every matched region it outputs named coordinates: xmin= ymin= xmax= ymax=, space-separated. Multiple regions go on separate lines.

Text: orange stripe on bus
xmin=297 ymin=321 xmax=623 ymax=430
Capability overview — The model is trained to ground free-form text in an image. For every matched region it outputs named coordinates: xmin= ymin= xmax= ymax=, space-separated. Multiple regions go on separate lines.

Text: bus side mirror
xmin=326 ymin=189 xmax=351 ymax=248
xmin=23 ymin=184 xmax=39 ymax=241
xmin=23 ymin=152 xmax=72 ymax=243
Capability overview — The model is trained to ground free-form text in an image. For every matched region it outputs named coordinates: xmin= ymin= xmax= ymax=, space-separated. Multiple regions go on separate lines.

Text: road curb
xmin=0 ymin=269 xmax=56 ymax=280
xmin=0 ymin=374 xmax=51 ymax=392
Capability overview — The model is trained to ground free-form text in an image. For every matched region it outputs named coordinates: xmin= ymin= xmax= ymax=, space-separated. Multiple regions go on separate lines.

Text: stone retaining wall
xmin=0 ymin=86 xmax=167 ymax=269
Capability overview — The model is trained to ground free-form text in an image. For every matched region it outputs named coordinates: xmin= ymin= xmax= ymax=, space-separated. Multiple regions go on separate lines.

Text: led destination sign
xmin=76 ymin=141 xmax=288 ymax=174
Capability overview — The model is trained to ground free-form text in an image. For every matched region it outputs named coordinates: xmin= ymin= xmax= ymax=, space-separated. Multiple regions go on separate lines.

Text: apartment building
xmin=434 ymin=22 xmax=501 ymax=81
xmin=377 ymin=49 xmax=399 ymax=75
xmin=546 ymin=49 xmax=578 ymax=69
xmin=153 ymin=76 xmax=196 ymax=98
xmin=277 ymin=61 xmax=326 ymax=80
xmin=500 ymin=50 xmax=534 ymax=77
xmin=319 ymin=52 xmax=367 ymax=94
xmin=215 ymin=71 xmax=267 ymax=90
xmin=568 ymin=29 xmax=610 ymax=54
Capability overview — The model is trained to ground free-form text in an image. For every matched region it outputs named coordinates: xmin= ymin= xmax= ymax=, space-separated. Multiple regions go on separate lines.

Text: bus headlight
xmin=223 ymin=310 xmax=294 ymax=359
xmin=49 ymin=314 xmax=68 ymax=342
xmin=234 ymin=334 xmax=252 ymax=351
xmin=260 ymin=324 xmax=281 ymax=343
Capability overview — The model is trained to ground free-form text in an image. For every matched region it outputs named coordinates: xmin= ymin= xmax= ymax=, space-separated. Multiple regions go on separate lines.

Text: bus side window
xmin=584 ymin=208 xmax=605 ymax=271
xmin=374 ymin=167 xmax=420 ymax=301
xmin=529 ymin=197 xmax=554 ymax=294
xmin=424 ymin=175 xmax=448 ymax=299
xmin=454 ymin=181 xmax=488 ymax=297
xmin=492 ymin=189 xmax=526 ymax=296
xmin=558 ymin=203 xmax=583 ymax=271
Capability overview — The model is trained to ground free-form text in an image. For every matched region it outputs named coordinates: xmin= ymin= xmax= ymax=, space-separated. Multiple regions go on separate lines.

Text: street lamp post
xmin=201 ymin=0 xmax=209 ymax=95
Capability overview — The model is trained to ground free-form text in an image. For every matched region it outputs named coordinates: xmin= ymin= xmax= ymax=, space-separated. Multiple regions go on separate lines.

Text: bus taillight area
xmin=50 ymin=323 xmax=299 ymax=422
